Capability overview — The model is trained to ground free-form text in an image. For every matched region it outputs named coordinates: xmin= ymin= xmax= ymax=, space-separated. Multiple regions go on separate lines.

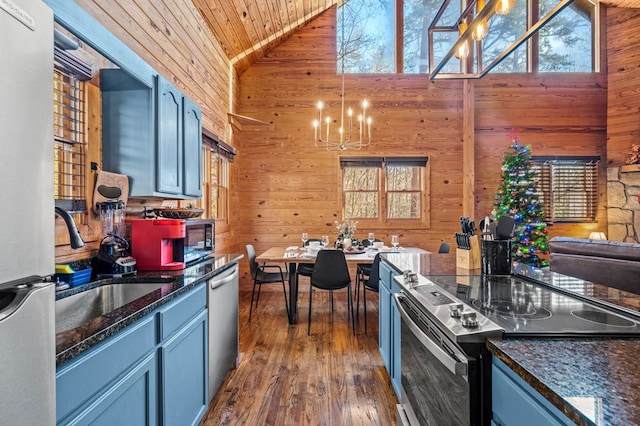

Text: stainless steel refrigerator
xmin=0 ymin=0 xmax=56 ymax=424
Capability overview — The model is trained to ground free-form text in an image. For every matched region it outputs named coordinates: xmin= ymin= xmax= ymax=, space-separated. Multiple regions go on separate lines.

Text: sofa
xmin=548 ymin=237 xmax=640 ymax=294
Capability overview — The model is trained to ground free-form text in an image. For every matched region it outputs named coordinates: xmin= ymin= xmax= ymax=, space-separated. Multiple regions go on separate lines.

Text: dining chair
xmin=438 ymin=242 xmax=451 ymax=253
xmin=308 ymin=249 xmax=354 ymax=335
xmin=356 ymin=238 xmax=382 ymax=295
xmin=296 ymin=238 xmax=323 ymax=283
xmin=246 ymin=244 xmax=289 ymax=322
xmin=356 ymin=253 xmax=381 ymax=334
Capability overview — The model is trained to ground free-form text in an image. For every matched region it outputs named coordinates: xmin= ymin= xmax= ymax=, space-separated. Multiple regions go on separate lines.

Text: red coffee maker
xmin=129 ymin=219 xmax=186 ymax=270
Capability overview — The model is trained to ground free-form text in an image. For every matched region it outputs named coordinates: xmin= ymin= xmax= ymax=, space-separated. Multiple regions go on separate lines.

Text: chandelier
xmin=312 ymin=5 xmax=372 ymax=151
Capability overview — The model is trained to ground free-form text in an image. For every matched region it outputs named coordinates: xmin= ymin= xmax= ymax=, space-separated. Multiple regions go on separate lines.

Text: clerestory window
xmin=339 ymin=0 xmax=597 ymax=74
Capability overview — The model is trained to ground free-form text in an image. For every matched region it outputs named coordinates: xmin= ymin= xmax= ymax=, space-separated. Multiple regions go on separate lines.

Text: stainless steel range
xmin=395 ymin=273 xmax=640 ymax=426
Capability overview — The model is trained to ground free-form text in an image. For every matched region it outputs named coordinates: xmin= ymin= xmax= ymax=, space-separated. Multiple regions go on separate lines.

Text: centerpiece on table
xmin=335 ymin=219 xmax=358 ymax=249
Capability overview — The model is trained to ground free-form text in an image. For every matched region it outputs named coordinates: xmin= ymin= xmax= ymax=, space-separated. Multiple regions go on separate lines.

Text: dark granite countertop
xmin=488 ymin=338 xmax=640 ymax=426
xmin=55 ymin=253 xmax=243 ymax=366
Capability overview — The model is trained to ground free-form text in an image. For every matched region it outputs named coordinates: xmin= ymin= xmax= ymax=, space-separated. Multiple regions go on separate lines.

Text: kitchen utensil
xmin=92 ymin=171 xmax=129 ymax=214
xmin=496 ymin=216 xmax=516 ymax=240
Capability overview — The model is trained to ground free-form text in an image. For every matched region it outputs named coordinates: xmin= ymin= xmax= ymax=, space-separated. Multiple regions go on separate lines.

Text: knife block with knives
xmin=455 ymin=233 xmax=480 ymax=269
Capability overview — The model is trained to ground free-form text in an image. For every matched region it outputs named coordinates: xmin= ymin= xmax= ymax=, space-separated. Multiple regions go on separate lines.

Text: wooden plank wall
xmin=606 ymin=8 xmax=640 ymax=166
xmin=233 ymin=7 xmax=609 ymax=286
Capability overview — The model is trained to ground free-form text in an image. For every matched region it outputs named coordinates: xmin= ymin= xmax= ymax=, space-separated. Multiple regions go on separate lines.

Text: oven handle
xmin=394 ymin=293 xmax=468 ymax=377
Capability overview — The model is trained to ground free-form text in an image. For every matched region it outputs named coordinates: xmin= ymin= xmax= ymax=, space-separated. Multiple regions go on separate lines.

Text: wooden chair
xmin=246 ymin=244 xmax=289 ymax=322
xmin=308 ymin=249 xmax=354 ymax=335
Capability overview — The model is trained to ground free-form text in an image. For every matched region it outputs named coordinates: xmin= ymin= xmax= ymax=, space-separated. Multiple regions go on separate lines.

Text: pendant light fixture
xmin=312 ymin=4 xmax=372 ymax=151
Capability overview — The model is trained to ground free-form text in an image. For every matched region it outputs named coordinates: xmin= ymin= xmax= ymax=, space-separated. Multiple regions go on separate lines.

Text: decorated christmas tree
xmin=494 ymin=136 xmax=550 ymax=267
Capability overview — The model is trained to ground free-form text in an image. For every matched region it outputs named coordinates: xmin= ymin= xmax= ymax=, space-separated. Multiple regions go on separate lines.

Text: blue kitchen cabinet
xmin=379 ymin=260 xmax=402 ymax=398
xmin=60 ymin=0 xmax=202 ymax=200
xmin=156 ymin=75 xmax=183 ymax=195
xmin=492 ymin=357 xmax=573 ymax=426
xmin=56 ymin=315 xmax=157 ymax=425
xmin=390 ymin=279 xmax=402 ymax=397
xmin=183 ymin=96 xmax=203 ymax=197
xmin=155 ymin=75 xmax=203 ymax=198
xmin=56 ymin=283 xmax=207 ymax=426
xmin=160 ymin=309 xmax=208 ymax=426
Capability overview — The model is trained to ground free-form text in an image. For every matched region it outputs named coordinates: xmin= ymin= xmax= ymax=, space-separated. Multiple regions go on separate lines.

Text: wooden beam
xmin=463 ymin=80 xmax=475 ymax=220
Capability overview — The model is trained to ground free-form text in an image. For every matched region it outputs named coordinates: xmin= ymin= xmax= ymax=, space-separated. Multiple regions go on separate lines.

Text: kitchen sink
xmin=55 ymin=282 xmax=172 ymax=333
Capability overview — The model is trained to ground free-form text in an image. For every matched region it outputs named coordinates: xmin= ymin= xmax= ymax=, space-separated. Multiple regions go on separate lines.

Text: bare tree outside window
xmin=341 ymin=157 xmax=427 ymax=221
xmin=387 ymin=166 xmax=422 ymax=218
xmin=340 ymin=0 xmax=595 ymax=74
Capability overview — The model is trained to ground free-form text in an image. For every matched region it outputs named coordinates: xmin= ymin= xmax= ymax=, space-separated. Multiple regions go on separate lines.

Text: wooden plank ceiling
xmin=192 ymin=0 xmax=339 ymax=72
xmin=193 ymin=0 xmax=639 ymax=73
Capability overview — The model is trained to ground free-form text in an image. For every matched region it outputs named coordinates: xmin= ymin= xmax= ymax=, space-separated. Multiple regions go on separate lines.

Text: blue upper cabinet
xmin=183 ymin=96 xmax=203 ymax=197
xmin=46 ymin=0 xmax=203 ymax=200
xmin=156 ymin=76 xmax=184 ymax=195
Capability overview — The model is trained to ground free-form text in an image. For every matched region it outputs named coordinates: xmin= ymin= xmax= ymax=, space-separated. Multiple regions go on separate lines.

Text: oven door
xmin=395 ymin=293 xmax=480 ymax=426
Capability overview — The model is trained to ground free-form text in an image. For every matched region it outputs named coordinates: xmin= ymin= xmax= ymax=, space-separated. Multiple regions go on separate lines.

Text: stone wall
xmin=607 ymin=166 xmax=640 ymax=242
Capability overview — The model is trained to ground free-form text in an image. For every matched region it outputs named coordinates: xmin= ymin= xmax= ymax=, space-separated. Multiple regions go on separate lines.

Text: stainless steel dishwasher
xmin=207 ymin=264 xmax=240 ymax=402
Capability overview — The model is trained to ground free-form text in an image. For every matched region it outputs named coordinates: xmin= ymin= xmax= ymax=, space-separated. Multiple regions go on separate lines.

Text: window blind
xmin=532 ymin=157 xmax=599 ymax=222
xmin=53 ymin=68 xmax=87 ymax=212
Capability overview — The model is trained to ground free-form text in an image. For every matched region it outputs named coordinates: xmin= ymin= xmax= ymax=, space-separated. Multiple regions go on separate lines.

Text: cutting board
xmin=92 ymin=171 xmax=129 ymax=214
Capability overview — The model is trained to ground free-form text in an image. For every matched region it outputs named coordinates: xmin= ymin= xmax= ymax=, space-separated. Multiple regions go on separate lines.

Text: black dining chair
xmin=246 ymin=244 xmax=289 ymax=322
xmin=356 ymin=253 xmax=381 ymax=334
xmin=308 ymin=249 xmax=354 ymax=335
xmin=296 ymin=238 xmax=323 ymax=283
xmin=356 ymin=238 xmax=382 ymax=295
xmin=438 ymin=242 xmax=451 ymax=253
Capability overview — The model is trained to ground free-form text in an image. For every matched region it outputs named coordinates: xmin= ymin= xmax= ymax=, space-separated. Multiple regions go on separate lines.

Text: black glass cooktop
xmin=419 ymin=275 xmax=640 ymax=337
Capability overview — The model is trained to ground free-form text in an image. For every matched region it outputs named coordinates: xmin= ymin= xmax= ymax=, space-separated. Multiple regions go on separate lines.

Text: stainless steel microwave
xmin=184 ymin=219 xmax=215 ymax=264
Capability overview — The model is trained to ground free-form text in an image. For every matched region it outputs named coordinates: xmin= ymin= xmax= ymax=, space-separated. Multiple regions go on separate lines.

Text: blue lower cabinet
xmin=492 ymin=357 xmax=573 ymax=426
xmin=379 ymin=283 xmax=392 ymax=370
xmin=378 ymin=260 xmax=402 ymax=398
xmin=56 ymin=316 xmax=156 ymax=425
xmin=160 ymin=310 xmax=208 ymax=426
xmin=68 ymin=353 xmax=157 ymax=426
xmin=390 ymin=280 xmax=402 ymax=397
xmin=56 ymin=283 xmax=208 ymax=426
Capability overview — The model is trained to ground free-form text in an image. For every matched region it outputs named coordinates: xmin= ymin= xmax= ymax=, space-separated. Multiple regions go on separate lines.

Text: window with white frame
xmin=341 ymin=156 xmax=428 ymax=223
xmin=532 ymin=157 xmax=599 ymax=223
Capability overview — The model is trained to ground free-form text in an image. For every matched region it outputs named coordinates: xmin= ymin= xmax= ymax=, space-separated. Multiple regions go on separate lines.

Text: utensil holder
xmin=456 ymin=235 xmax=480 ymax=269
xmin=481 ymin=239 xmax=512 ymax=275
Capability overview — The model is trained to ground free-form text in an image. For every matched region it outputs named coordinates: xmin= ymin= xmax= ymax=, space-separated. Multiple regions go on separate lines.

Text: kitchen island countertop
xmin=55 ymin=253 xmax=243 ymax=366
xmin=488 ymin=338 xmax=640 ymax=426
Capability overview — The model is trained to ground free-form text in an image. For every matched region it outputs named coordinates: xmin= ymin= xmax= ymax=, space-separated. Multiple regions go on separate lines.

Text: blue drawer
xmin=56 ymin=315 xmax=155 ymax=423
xmin=157 ymin=283 xmax=206 ymax=341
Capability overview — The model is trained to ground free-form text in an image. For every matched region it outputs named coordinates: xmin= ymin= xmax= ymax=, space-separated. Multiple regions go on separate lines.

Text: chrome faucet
xmin=55 ymin=206 xmax=85 ymax=249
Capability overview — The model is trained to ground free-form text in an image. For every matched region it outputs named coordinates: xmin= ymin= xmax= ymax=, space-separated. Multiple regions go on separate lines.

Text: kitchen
xmin=2 ymin=0 xmax=640 ymax=425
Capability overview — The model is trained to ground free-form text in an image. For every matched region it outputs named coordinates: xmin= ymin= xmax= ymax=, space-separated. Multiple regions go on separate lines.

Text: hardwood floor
xmin=200 ymin=286 xmax=398 ymax=425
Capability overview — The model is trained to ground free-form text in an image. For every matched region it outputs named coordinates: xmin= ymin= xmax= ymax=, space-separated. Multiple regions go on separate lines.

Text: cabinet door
xmin=63 ymin=353 xmax=157 ymax=426
xmin=379 ymin=284 xmax=392 ymax=372
xmin=390 ymin=280 xmax=402 ymax=398
xmin=160 ymin=309 xmax=208 ymax=426
xmin=182 ymin=97 xmax=202 ymax=197
xmin=156 ymin=76 xmax=183 ymax=195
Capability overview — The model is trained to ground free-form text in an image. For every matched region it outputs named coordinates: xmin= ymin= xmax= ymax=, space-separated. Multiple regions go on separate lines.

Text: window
xmin=532 ymin=157 xmax=599 ymax=222
xmin=202 ymin=129 xmax=235 ymax=224
xmin=341 ymin=156 xmax=428 ymax=224
xmin=207 ymin=151 xmax=229 ymax=221
xmin=53 ymin=68 xmax=87 ymax=209
xmin=339 ymin=0 xmax=597 ymax=74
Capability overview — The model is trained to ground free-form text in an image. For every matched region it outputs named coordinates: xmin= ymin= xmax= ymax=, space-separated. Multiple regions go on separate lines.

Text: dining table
xmin=256 ymin=246 xmax=429 ymax=323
